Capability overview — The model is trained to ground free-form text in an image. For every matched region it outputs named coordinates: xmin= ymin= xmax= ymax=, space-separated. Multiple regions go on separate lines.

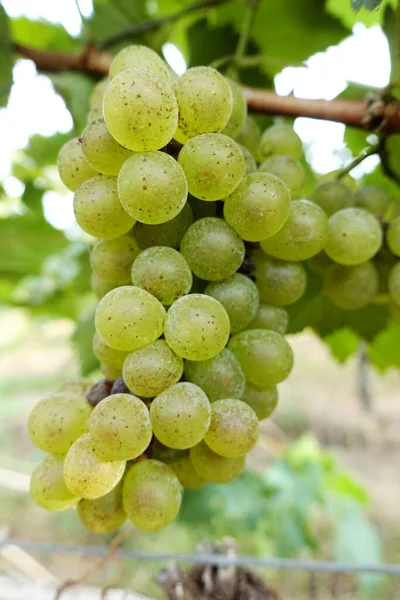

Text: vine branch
xmin=13 ymin=43 xmax=400 ymax=134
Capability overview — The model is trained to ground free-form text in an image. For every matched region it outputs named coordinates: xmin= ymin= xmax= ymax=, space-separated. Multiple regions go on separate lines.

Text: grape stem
xmin=335 ymin=143 xmax=380 ymax=179
xmin=234 ymin=0 xmax=261 ymax=65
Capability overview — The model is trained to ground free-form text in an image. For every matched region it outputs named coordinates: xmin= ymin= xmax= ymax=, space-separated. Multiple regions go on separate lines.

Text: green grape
xmin=131 ymin=246 xmax=192 ymax=305
xmin=87 ymin=103 xmax=103 ymax=123
xmin=205 ymin=274 xmax=259 ymax=333
xmin=204 ymin=399 xmax=259 ymax=458
xmin=388 ymin=262 xmax=400 ymax=304
xmin=28 ymin=391 xmax=92 ymax=454
xmin=91 ymin=234 xmax=140 ymax=285
xmin=150 ymin=382 xmax=211 ymax=449
xmin=384 ymin=199 xmax=400 ymax=221
xmin=258 ymin=124 xmax=303 ymax=161
xmin=224 ymin=173 xmax=291 ymax=242
xmin=90 ymin=78 xmax=109 ymax=109
xmin=63 ymin=433 xmax=125 ymax=499
xmin=325 ymin=208 xmax=382 ymax=266
xmin=59 ymin=379 xmax=93 ymax=395
xmin=101 ymin=364 xmax=122 ymax=381
xmin=178 ymin=134 xmax=244 ymax=201
xmin=30 ymin=455 xmax=79 ymax=511
xmin=109 ymin=45 xmax=169 ymax=81
xmin=93 ymin=332 xmax=129 ymax=371
xmin=123 ymin=340 xmax=183 ymax=398
xmin=389 ymin=297 xmax=400 ymax=322
xmin=81 ymin=119 xmax=133 ymax=176
xmin=134 ymin=202 xmax=193 ymax=250
xmin=74 ymin=176 xmax=135 ymax=239
xmin=170 ymin=454 xmax=206 ymax=489
xmin=173 ymin=67 xmax=233 ymax=143
xmin=167 ymin=65 xmax=179 ymax=85
xmin=260 ymin=199 xmax=328 ymax=261
xmin=252 ymin=251 xmax=307 ymax=306
xmin=236 ymin=116 xmax=261 ymax=158
xmin=222 ymin=78 xmax=247 ymax=139
xmin=307 ymin=251 xmax=334 ymax=276
xmin=147 ymin=438 xmax=183 ymax=463
xmin=247 ymin=303 xmax=289 ymax=334
xmin=324 ymin=261 xmax=378 ymax=310
xmin=103 ymin=68 xmax=178 ymax=151
xmin=311 ymin=180 xmax=353 ymax=216
xmin=184 ymin=348 xmax=245 ymax=403
xmin=228 ymin=329 xmax=293 ymax=387
xmin=91 ymin=271 xmax=115 ymax=299
xmin=387 ymin=216 xmax=400 ymax=257
xmin=370 ymin=253 xmax=393 ymax=304
xmin=122 ymin=459 xmax=182 ymax=531
xmin=242 ymin=383 xmax=278 ymax=421
xmin=190 ymin=441 xmax=244 ymax=484
xmin=180 ymin=217 xmax=245 ymax=281
xmin=320 ymin=170 xmax=357 ymax=191
xmin=118 ymin=152 xmax=188 ymax=224
xmin=95 ymin=286 xmax=166 ymax=351
xmin=77 ymin=482 xmax=126 ymax=533
xmin=354 ymin=185 xmax=390 ymax=216
xmin=239 ymin=144 xmax=257 ymax=176
xmin=259 ymin=155 xmax=304 ymax=197
xmin=57 ymin=138 xmax=98 ymax=192
xmin=164 ymin=294 xmax=230 ymax=361
xmin=188 ymin=195 xmax=217 ymax=220
xmin=89 ymin=393 xmax=152 ymax=461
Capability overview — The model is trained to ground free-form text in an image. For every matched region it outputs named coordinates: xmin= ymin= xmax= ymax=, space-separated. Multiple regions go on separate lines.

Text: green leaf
xmin=72 ymin=305 xmax=98 ymax=375
xmin=383 ymin=4 xmax=400 ymax=96
xmin=25 ymin=132 xmax=71 ymax=168
xmin=50 ymin=73 xmax=92 ymax=134
xmin=89 ymin=0 xmax=150 ymax=46
xmin=327 ymin=0 xmax=393 ymax=27
xmin=10 ymin=18 xmax=79 ymax=51
xmin=325 ymin=470 xmax=369 ymax=504
xmin=367 ymin=321 xmax=400 ymax=371
xmin=0 ymin=5 xmax=13 ymax=107
xmin=352 ymin=0 xmax=384 ymax=10
xmin=324 ymin=327 xmax=360 ymax=362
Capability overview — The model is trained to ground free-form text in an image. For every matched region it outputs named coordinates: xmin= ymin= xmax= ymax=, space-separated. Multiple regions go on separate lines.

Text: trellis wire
xmin=2 ymin=540 xmax=400 ymax=576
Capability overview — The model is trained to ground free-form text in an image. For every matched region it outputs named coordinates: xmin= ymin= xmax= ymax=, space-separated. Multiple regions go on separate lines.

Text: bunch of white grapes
xmin=28 ymin=44 xmax=400 ymax=535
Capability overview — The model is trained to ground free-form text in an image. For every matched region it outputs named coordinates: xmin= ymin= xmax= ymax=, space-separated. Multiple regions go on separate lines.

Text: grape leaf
xmin=25 ymin=132 xmax=71 ymax=168
xmin=324 ymin=327 xmax=360 ymax=363
xmin=89 ymin=0 xmax=150 ymax=46
xmin=352 ymin=0 xmax=384 ymax=10
xmin=10 ymin=18 xmax=79 ymax=51
xmin=50 ymin=73 xmax=92 ymax=134
xmin=367 ymin=321 xmax=400 ymax=371
xmin=0 ymin=4 xmax=13 ymax=107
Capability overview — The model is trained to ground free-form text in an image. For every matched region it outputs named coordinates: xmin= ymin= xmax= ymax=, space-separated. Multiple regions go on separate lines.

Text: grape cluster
xmin=29 ymin=44 xmax=398 ymax=535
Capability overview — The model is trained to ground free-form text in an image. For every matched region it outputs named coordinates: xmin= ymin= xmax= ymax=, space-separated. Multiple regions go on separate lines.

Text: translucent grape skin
xmin=109 ymin=44 xmax=169 ymax=81
xmin=63 ymin=433 xmax=125 ymax=499
xmin=388 ymin=262 xmax=400 ymax=305
xmin=131 ymin=246 xmax=192 ymax=305
xmin=30 ymin=454 xmax=79 ymax=511
xmin=93 ymin=332 xmax=129 ymax=370
xmin=354 ymin=185 xmax=390 ymax=216
xmin=91 ymin=271 xmax=115 ymax=299
xmin=173 ymin=66 xmax=233 ymax=143
xmin=224 ymin=172 xmax=291 ymax=242
xmin=324 ymin=261 xmax=378 ymax=310
xmin=122 ymin=459 xmax=182 ymax=531
xmin=242 ymin=383 xmax=278 ymax=421
xmin=229 ymin=329 xmax=294 ymax=387
xmin=91 ymin=234 xmax=140 ymax=285
xmin=259 ymin=155 xmax=304 ymax=198
xmin=123 ymin=340 xmax=183 ymax=398
xmin=180 ymin=217 xmax=245 ymax=281
xmin=204 ymin=399 xmax=259 ymax=458
xmin=95 ymin=286 xmax=166 ymax=351
xmin=247 ymin=303 xmax=289 ymax=334
xmin=252 ymin=251 xmax=307 ymax=306
xmin=118 ymin=152 xmax=188 ymax=224
xmin=387 ymin=216 xmax=400 ymax=257
xmin=205 ymin=273 xmax=260 ymax=333
xmin=236 ymin=116 xmax=261 ymax=159
xmin=190 ymin=441 xmax=245 ymax=484
xmin=164 ymin=294 xmax=230 ymax=361
xmin=170 ymin=454 xmax=206 ymax=489
xmin=325 ymin=208 xmax=383 ymax=266
xmin=260 ymin=199 xmax=328 ymax=261
xmin=74 ymin=176 xmax=135 ymax=239
xmin=59 ymin=379 xmax=93 ymax=396
xmin=178 ymin=133 xmax=244 ymax=201
xmin=57 ymin=138 xmax=98 ymax=192
xmin=240 ymin=144 xmax=257 ymax=176
xmin=184 ymin=348 xmax=245 ymax=403
xmin=101 ymin=364 xmax=122 ymax=381
xmin=89 ymin=393 xmax=152 ymax=461
xmin=150 ymin=382 xmax=211 ymax=449
xmin=258 ymin=124 xmax=303 ymax=161
xmin=134 ymin=202 xmax=193 ymax=250
xmin=28 ymin=392 xmax=92 ymax=454
xmin=311 ymin=180 xmax=353 ymax=216
xmin=90 ymin=78 xmax=109 ymax=109
xmin=103 ymin=68 xmax=178 ymax=151
xmin=77 ymin=482 xmax=126 ymax=534
xmin=222 ymin=78 xmax=247 ymax=139
xmin=81 ymin=118 xmax=132 ymax=176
